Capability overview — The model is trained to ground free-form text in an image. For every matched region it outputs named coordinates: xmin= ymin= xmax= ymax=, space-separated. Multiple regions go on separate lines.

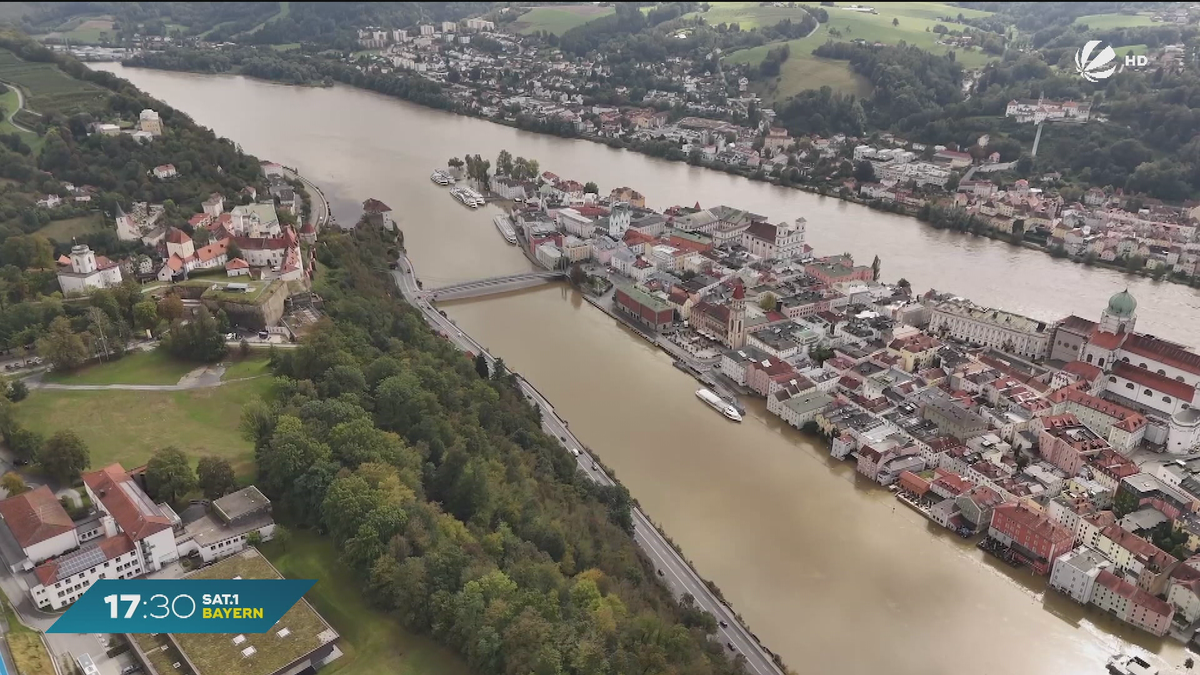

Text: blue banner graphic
xmin=48 ymin=578 xmax=316 ymax=634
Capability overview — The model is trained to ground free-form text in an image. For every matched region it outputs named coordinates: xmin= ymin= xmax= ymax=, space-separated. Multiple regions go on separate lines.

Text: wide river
xmin=95 ymin=64 xmax=1200 ymax=674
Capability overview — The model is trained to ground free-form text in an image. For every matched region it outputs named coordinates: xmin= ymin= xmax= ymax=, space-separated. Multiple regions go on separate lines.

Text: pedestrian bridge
xmin=425 ymin=270 xmax=566 ymax=300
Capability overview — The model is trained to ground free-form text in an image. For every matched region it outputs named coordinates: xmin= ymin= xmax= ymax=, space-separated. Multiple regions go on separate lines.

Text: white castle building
xmin=56 ymin=244 xmax=122 ymax=295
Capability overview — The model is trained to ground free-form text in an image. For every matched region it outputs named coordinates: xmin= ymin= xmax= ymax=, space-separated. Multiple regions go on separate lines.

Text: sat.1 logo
xmin=1075 ymin=40 xmax=1147 ymax=82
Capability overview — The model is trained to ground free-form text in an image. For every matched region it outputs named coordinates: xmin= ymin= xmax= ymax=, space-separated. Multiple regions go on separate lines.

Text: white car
xmin=570 ymin=448 xmax=580 ymax=457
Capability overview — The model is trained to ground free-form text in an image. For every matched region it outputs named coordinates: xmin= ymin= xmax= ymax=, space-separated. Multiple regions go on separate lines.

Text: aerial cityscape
xmin=0 ymin=2 xmax=1199 ymax=675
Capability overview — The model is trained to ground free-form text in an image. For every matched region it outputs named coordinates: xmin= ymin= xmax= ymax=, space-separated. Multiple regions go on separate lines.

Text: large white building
xmin=926 ymin=297 xmax=1052 ymax=360
xmin=1053 ymin=291 xmax=1200 ymax=446
xmin=1048 ymin=546 xmax=1111 ymax=604
xmin=1005 ymin=98 xmax=1090 ymax=124
xmin=56 ymin=244 xmax=123 ymax=295
xmin=0 ymin=465 xmax=276 ymax=611
xmin=138 ymin=109 xmax=163 ymax=136
xmin=742 ymin=218 xmax=806 ymax=260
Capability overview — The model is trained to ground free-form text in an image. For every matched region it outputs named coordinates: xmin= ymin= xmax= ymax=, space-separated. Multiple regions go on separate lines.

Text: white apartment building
xmin=557 ymin=208 xmax=594 ymax=237
xmin=0 ymin=465 xmax=276 ymax=611
xmin=1049 ymin=546 xmax=1111 ymax=604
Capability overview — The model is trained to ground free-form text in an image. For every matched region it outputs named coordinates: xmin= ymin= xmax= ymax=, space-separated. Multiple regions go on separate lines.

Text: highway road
xmin=391 ymin=253 xmax=784 ymax=675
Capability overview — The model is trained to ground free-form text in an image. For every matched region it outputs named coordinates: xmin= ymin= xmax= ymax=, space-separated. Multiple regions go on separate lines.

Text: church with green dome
xmin=1098 ymin=289 xmax=1138 ymax=334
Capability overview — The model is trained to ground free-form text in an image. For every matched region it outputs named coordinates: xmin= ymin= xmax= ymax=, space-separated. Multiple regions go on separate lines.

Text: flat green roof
xmin=616 ymin=283 xmax=672 ymax=313
xmin=169 ymin=550 xmax=336 ymax=675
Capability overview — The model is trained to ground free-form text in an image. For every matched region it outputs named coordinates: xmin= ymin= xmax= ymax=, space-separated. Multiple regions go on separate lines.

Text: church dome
xmin=1106 ymin=289 xmax=1137 ymax=317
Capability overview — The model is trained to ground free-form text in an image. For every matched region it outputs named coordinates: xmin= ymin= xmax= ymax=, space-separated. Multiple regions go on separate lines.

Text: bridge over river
xmin=423 ymin=270 xmax=566 ymax=300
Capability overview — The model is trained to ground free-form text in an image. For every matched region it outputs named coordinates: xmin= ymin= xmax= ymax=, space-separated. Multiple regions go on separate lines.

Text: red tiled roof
xmin=1062 ymin=360 xmax=1103 ymax=382
xmin=693 ymin=301 xmax=730 ymax=323
xmin=1050 ymin=387 xmax=1146 ymax=430
xmin=993 ymin=502 xmax=1071 ymax=541
xmin=932 ymin=470 xmax=973 ymax=496
xmin=95 ymin=256 xmax=118 ymax=270
xmin=1123 ymin=334 xmax=1200 ymax=377
xmin=195 ymin=238 xmax=228 ymax=263
xmin=34 ymin=534 xmax=134 ymax=586
xmin=1088 ymin=329 xmax=1126 ymax=350
xmin=83 ymin=464 xmax=172 ymax=542
xmin=1096 ymin=569 xmax=1173 ymax=616
xmin=1112 ymin=361 xmax=1195 ymax=400
xmin=56 ymin=254 xmax=70 ymax=266
xmin=165 ymin=254 xmax=185 ymax=272
xmin=225 ymin=257 xmax=249 ymax=270
xmin=0 ymin=485 xmax=73 ymax=549
xmin=188 ymin=213 xmax=209 ymax=227
xmin=744 ymin=221 xmax=778 ymax=243
xmin=165 ymin=228 xmax=191 ymax=245
xmin=1101 ymin=524 xmax=1174 ymax=568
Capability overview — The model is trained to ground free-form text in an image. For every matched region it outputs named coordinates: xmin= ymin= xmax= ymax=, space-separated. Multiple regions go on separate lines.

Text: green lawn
xmin=0 ymin=48 xmax=108 ymax=114
xmin=513 ymin=5 xmax=615 ymax=35
xmin=720 ymin=0 xmax=999 ymax=99
xmin=726 ymin=44 xmax=873 ymax=100
xmin=2 ymin=600 xmax=54 ymax=675
xmin=222 ymin=353 xmax=272 ymax=381
xmin=43 ymin=349 xmax=199 ymax=385
xmin=242 ymin=1 xmax=291 ymax=38
xmin=42 ymin=17 xmax=116 ymax=44
xmin=35 ymin=212 xmax=104 ymax=241
xmin=263 ymin=532 xmax=471 ymax=675
xmin=270 ymin=42 xmax=301 ymax=52
xmin=1073 ymin=13 xmax=1157 ymax=29
xmin=17 ymin=376 xmax=271 ymax=475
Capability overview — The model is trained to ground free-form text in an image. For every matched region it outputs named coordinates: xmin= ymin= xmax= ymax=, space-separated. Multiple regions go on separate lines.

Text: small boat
xmin=696 ymin=388 xmax=742 ymax=422
xmin=1107 ymin=654 xmax=1158 ymax=675
xmin=430 ymin=169 xmax=455 ymax=186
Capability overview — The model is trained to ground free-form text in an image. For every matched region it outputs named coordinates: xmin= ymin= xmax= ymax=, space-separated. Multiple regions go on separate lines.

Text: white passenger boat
xmin=450 ymin=187 xmax=481 ymax=209
xmin=493 ymin=215 xmax=518 ymax=244
xmin=696 ymin=388 xmax=742 ymax=422
xmin=430 ymin=169 xmax=454 ymax=186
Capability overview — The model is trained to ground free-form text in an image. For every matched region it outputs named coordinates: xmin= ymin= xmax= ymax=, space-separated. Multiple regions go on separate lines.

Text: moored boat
xmin=696 ymin=388 xmax=743 ymax=422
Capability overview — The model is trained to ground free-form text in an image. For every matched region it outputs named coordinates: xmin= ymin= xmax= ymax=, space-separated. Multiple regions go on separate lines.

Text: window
xmin=1126 ymin=383 xmax=1135 ymax=390
xmin=1098 ymin=358 xmax=1106 ymax=367
xmin=1087 ymin=354 xmax=1094 ymax=364
xmin=1122 ymin=357 xmax=1129 ymax=363
xmin=1158 ymin=369 xmax=1166 ymax=376
xmin=1109 ymin=376 xmax=1116 ymax=383
xmin=1164 ymin=396 xmax=1172 ymax=403
xmin=1178 ymin=376 xmax=1185 ymax=382
xmin=1140 ymin=362 xmax=1147 ymax=369
xmin=1145 ymin=389 xmax=1153 ymax=396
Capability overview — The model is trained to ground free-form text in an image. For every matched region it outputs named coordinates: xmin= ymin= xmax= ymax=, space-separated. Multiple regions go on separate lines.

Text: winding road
xmin=0 ymin=80 xmax=40 ymax=133
xmin=392 ymin=253 xmax=785 ymax=675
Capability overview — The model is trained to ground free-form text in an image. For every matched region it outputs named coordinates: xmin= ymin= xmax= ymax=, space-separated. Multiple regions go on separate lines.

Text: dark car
xmin=656 ymin=569 xmax=664 ymax=577
xmin=719 ymin=620 xmax=728 ymax=628
xmin=726 ymin=642 xmax=735 ymax=651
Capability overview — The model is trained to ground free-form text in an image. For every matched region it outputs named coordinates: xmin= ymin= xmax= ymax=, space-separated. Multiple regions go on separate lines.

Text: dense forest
xmin=239 ymin=222 xmax=750 ymax=675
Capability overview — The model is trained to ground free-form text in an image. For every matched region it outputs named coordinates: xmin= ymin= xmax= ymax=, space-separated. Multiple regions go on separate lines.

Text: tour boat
xmin=492 ymin=215 xmax=518 ymax=244
xmin=430 ymin=169 xmax=454 ymax=186
xmin=451 ymin=187 xmax=484 ymax=209
xmin=696 ymin=388 xmax=742 ymax=422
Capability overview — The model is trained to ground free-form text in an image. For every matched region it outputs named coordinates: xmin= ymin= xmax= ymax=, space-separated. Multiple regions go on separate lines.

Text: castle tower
xmin=729 ymin=282 xmax=747 ymax=348
xmin=1099 ymin=288 xmax=1137 ymax=334
xmin=69 ymin=244 xmax=96 ymax=274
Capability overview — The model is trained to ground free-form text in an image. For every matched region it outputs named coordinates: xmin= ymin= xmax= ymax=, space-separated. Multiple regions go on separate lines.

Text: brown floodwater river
xmin=93 ymin=63 xmax=1199 ymax=674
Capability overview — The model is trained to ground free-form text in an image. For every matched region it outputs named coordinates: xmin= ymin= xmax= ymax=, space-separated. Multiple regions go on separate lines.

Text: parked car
xmin=258 ymin=331 xmax=269 ymax=340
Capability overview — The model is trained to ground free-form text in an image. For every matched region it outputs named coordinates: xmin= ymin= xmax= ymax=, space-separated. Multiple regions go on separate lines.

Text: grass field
xmin=36 ymin=212 xmax=105 ymax=241
xmin=2 ymin=600 xmax=54 ymax=675
xmin=38 ymin=16 xmax=115 ymax=44
xmin=43 ymin=349 xmax=200 ymax=385
xmin=1073 ymin=13 xmax=1157 ymax=29
xmin=263 ymin=532 xmax=472 ymax=675
xmin=243 ymin=1 xmax=291 ymax=38
xmin=0 ymin=86 xmax=34 ymax=140
xmin=721 ymin=2 xmax=998 ymax=101
xmin=222 ymin=353 xmax=272 ymax=381
xmin=0 ymin=48 xmax=108 ymax=114
xmin=513 ymin=5 xmax=615 ymax=35
xmin=18 ymin=376 xmax=270 ymax=475
xmin=270 ymin=42 xmax=301 ymax=52
xmin=726 ymin=44 xmax=872 ymax=100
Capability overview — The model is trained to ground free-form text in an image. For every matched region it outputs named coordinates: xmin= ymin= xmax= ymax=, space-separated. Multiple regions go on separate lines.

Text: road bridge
xmin=424 ymin=270 xmax=566 ymax=300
